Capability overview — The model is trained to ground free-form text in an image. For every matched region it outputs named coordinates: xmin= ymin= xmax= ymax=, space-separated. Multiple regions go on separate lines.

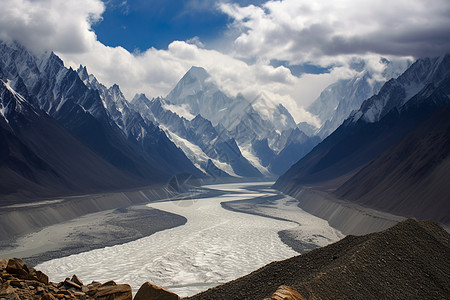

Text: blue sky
xmin=93 ymin=0 xmax=330 ymax=77
xmin=93 ymin=0 xmax=264 ymax=51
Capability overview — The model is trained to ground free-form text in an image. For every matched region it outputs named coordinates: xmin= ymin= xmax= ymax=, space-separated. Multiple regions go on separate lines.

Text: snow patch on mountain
xmin=237 ymin=144 xmax=271 ymax=176
xmin=4 ymin=79 xmax=25 ymax=105
xmin=161 ymin=125 xmax=238 ymax=177
xmin=250 ymin=93 xmax=296 ymax=131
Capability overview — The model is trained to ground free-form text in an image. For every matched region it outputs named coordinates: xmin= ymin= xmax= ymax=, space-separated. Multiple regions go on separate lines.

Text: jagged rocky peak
xmin=76 ymin=64 xmax=89 ymax=81
xmin=166 ymin=66 xmax=242 ymax=129
xmin=75 ymin=65 xmax=103 ymax=92
xmin=110 ymin=83 xmax=121 ymax=93
xmin=130 ymin=93 xmax=156 ymax=120
xmin=166 ymin=66 xmax=220 ymax=108
xmin=168 ymin=66 xmax=214 ymax=99
xmin=0 ymin=41 xmax=41 ymax=89
xmin=43 ymin=51 xmax=64 ymax=71
xmin=131 ymin=93 xmax=152 ymax=105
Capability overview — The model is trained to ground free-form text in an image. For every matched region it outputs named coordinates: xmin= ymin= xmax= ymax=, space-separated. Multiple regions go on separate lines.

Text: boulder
xmin=269 ymin=285 xmax=305 ymax=300
xmin=101 ymin=280 xmax=118 ymax=287
xmin=71 ymin=274 xmax=84 ymax=286
xmin=0 ymin=259 xmax=8 ymax=269
xmin=134 ymin=282 xmax=179 ymax=300
xmin=64 ymin=278 xmax=82 ymax=290
xmin=95 ymin=283 xmax=132 ymax=300
xmin=6 ymin=258 xmax=29 ymax=279
xmin=34 ymin=270 xmax=49 ymax=285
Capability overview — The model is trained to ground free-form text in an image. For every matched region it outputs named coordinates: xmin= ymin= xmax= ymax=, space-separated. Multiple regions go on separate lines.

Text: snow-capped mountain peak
xmin=250 ymin=93 xmax=296 ymax=130
xmin=357 ymin=55 xmax=450 ymax=124
xmin=308 ymin=58 xmax=412 ymax=138
xmin=77 ymin=65 xmax=89 ymax=82
xmin=184 ymin=66 xmax=210 ymax=84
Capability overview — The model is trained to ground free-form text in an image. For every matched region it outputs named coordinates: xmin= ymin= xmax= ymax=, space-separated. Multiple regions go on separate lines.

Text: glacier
xmin=36 ymin=182 xmax=343 ymax=297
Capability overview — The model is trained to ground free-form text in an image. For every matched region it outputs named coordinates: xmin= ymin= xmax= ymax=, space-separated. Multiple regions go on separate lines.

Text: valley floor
xmin=0 ymin=205 xmax=187 ymax=266
xmin=1 ymin=181 xmax=344 ymax=297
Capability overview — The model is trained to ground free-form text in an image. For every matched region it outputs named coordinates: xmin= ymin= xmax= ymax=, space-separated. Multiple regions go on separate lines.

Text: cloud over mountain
xmin=1 ymin=0 xmax=448 ymax=125
xmin=0 ymin=0 xmax=104 ymax=54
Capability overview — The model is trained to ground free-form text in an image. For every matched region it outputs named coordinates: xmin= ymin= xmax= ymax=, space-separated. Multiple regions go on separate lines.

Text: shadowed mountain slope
xmin=335 ymin=101 xmax=450 ymax=224
xmin=0 ymin=78 xmax=143 ymax=205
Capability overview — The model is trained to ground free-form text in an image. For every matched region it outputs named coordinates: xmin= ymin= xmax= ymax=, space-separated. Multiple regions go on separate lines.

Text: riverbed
xmin=35 ymin=182 xmax=343 ymax=297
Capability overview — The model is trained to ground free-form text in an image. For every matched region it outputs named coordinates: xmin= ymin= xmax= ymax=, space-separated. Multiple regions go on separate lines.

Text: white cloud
xmin=220 ymin=0 xmax=450 ymax=63
xmin=186 ymin=36 xmax=205 ymax=48
xmin=0 ymin=0 xmax=104 ymax=54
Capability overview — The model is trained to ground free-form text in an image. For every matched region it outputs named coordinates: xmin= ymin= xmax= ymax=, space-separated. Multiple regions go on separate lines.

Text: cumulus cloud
xmin=0 ymin=0 xmax=104 ymax=54
xmin=220 ymin=0 xmax=450 ymax=63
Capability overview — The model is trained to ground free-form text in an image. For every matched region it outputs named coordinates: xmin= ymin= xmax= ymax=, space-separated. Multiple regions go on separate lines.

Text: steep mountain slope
xmin=269 ymin=128 xmax=321 ymax=175
xmin=187 ymin=219 xmax=450 ymax=300
xmin=309 ymin=59 xmax=410 ymax=138
xmin=0 ymin=41 xmax=170 ymax=182
xmin=77 ymin=67 xmax=203 ymax=177
xmin=275 ymin=55 xmax=450 ymax=194
xmin=335 ymin=101 xmax=450 ymax=224
xmin=0 ymin=78 xmax=142 ymax=205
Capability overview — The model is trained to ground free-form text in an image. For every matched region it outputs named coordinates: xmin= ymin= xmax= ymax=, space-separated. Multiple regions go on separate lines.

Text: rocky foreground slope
xmin=0 ymin=257 xmax=179 ymax=300
xmin=1 ymin=219 xmax=449 ymax=299
xmin=188 ymin=219 xmax=450 ymax=299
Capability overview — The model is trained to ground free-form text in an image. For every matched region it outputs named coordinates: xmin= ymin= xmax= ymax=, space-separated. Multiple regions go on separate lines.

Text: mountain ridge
xmin=275 ymin=54 xmax=450 ymax=225
xmin=0 ymin=41 xmax=207 ymax=204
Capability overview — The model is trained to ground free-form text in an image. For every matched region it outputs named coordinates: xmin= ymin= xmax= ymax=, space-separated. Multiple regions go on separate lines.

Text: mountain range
xmin=0 ymin=41 xmax=199 ymax=203
xmin=1 ymin=40 xmax=449 ymax=226
xmin=0 ymin=40 xmax=324 ymax=203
